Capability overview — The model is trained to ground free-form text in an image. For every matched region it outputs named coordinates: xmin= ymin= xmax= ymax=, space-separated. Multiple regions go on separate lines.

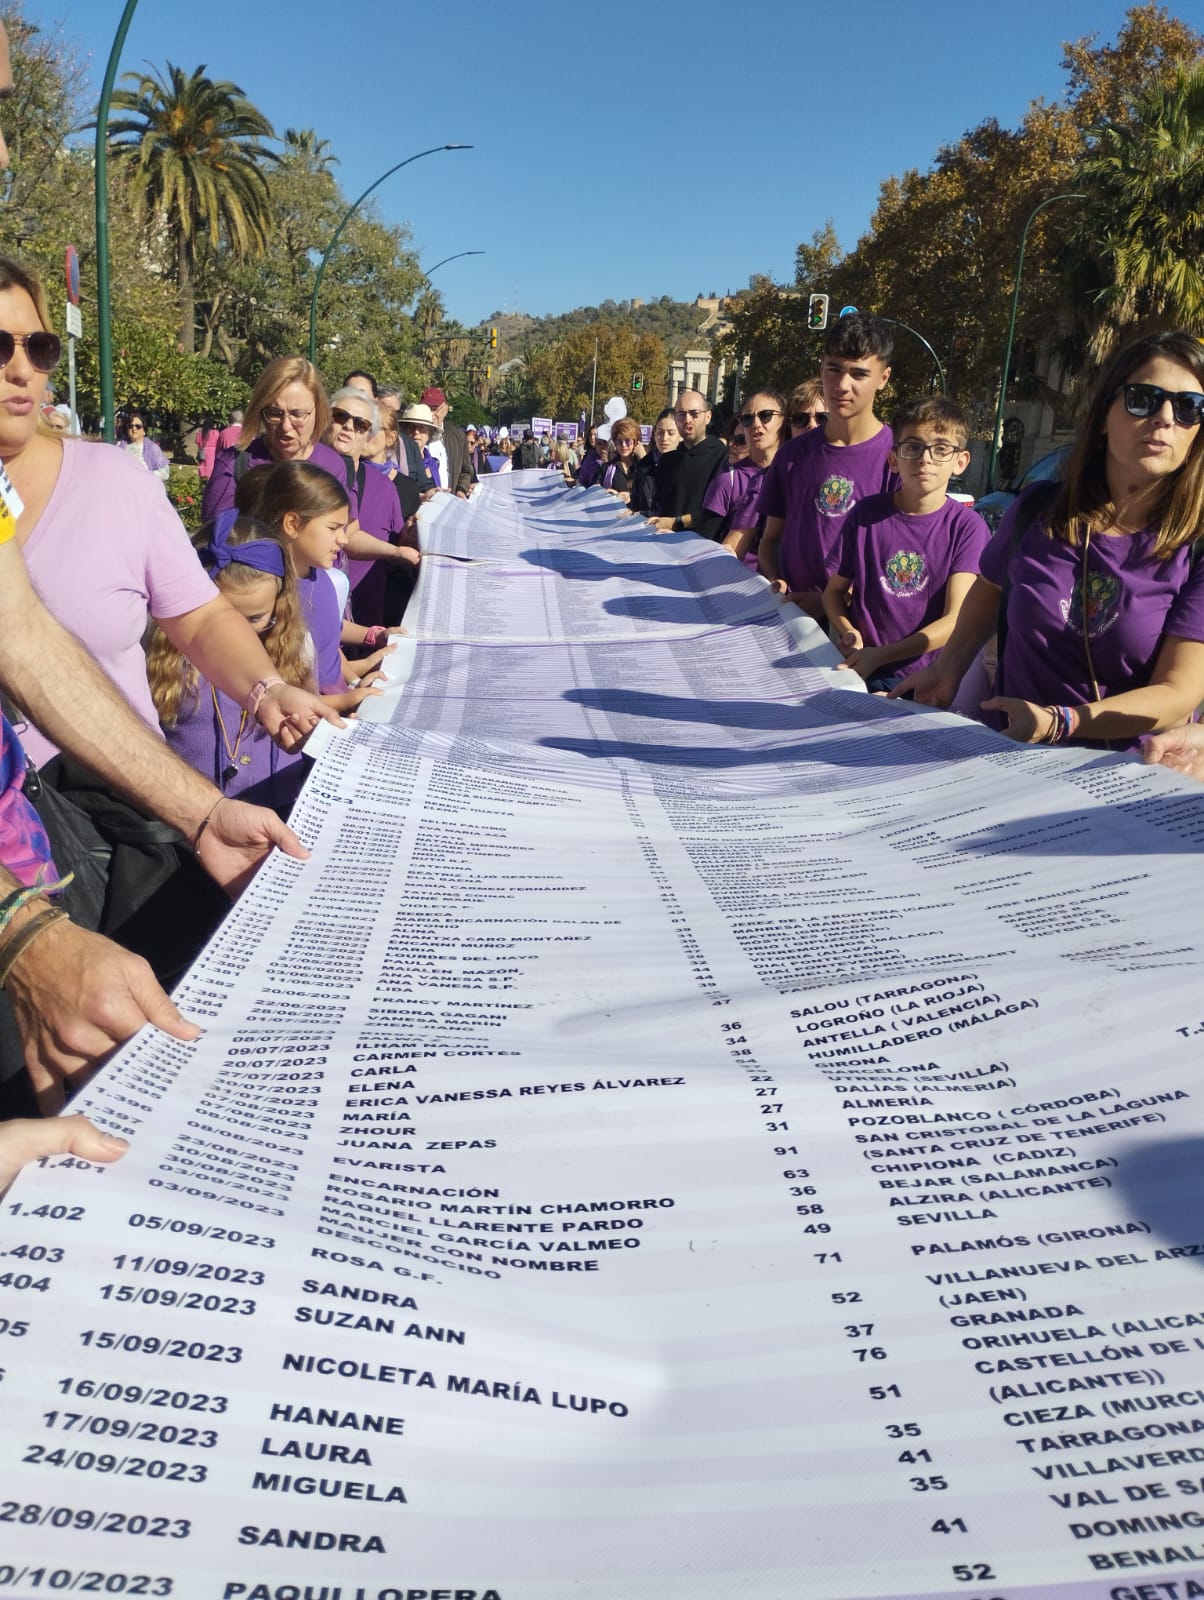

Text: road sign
xmin=65 ymin=246 xmax=80 ymax=306
xmin=65 ymin=302 xmax=82 ymax=340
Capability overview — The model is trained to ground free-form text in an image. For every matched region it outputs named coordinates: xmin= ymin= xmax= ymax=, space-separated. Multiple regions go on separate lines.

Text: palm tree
xmin=107 ymin=64 xmax=278 ymax=352
xmin=1065 ymin=64 xmax=1204 ymax=362
xmin=282 ymin=128 xmax=337 ymax=174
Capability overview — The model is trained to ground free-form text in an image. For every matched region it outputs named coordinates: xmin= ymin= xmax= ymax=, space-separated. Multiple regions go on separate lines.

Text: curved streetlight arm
xmin=308 ymin=143 xmax=472 ymax=363
xmin=94 ymin=0 xmax=141 ymax=443
xmin=878 ymin=316 xmax=946 ymax=395
xmin=985 ymin=192 xmax=1086 ymax=492
xmin=425 ymin=249 xmax=484 ymax=278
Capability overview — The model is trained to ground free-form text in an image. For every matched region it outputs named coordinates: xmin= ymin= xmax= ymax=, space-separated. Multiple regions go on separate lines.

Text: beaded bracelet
xmin=0 ymin=904 xmax=68 ymax=988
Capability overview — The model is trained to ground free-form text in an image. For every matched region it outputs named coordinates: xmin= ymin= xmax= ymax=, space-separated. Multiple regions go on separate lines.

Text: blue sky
xmin=36 ymin=0 xmax=1204 ymax=327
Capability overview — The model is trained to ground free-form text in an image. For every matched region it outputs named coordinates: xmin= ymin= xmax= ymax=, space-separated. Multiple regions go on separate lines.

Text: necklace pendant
xmin=221 ymin=764 xmax=237 ymax=785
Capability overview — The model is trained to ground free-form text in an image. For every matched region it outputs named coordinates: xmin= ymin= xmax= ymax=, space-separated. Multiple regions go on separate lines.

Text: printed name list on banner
xmin=3 ymin=476 xmax=1204 ymax=1600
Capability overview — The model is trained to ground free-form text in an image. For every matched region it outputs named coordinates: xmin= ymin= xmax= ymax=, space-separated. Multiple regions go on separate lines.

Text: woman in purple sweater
xmin=201 ymin=356 xmax=352 ymax=522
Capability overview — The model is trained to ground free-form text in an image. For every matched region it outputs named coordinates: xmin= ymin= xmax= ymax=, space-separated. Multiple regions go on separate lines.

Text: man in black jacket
xmin=652 ymin=391 xmax=727 ymax=532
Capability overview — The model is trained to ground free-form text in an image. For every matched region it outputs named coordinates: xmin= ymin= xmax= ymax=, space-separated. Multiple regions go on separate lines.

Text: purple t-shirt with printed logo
xmin=980 ymin=490 xmax=1204 ymax=748
xmin=837 ymin=493 xmax=989 ymax=674
xmin=758 ymin=424 xmax=897 ymax=594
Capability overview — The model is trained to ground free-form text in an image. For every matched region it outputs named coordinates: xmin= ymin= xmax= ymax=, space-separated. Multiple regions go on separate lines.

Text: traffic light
xmin=807 ymin=294 xmax=829 ymax=331
xmin=489 ymin=327 xmax=497 ymax=349
xmin=631 ymin=372 xmax=644 ymax=393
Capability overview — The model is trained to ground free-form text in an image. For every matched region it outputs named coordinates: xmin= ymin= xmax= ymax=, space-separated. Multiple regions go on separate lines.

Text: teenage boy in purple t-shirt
xmin=823 ymin=396 xmax=989 ymax=693
xmin=758 ymin=313 xmax=897 ymax=618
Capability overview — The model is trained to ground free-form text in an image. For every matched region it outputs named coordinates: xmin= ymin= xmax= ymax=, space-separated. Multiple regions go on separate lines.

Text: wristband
xmin=0 ymin=905 xmax=68 ymax=988
xmin=0 ymin=867 xmax=75 ymax=933
xmin=362 ymin=626 xmax=387 ymax=649
xmin=191 ymin=795 xmax=224 ymax=855
xmin=244 ymin=676 xmax=284 ymax=718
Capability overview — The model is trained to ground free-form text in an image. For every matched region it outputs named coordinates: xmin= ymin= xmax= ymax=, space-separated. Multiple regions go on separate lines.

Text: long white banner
xmin=3 ymin=475 xmax=1204 ymax=1600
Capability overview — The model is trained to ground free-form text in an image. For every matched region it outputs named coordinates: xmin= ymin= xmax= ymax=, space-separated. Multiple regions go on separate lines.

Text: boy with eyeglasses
xmin=823 ymin=396 xmax=988 ymax=692
xmin=758 ymin=313 xmax=897 ymax=617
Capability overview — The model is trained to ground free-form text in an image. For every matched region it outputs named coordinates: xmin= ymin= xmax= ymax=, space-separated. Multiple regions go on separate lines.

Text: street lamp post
xmin=424 ymin=249 xmax=484 ymax=278
xmin=93 ymin=0 xmax=141 ymax=443
xmin=877 ymin=316 xmax=947 ymax=394
xmin=985 ymin=192 xmax=1086 ymax=492
xmin=307 ymin=144 xmax=472 ymax=364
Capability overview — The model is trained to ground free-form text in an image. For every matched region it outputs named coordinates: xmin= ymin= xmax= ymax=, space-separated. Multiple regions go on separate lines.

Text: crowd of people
xmin=0 ymin=0 xmax=1202 ymax=1177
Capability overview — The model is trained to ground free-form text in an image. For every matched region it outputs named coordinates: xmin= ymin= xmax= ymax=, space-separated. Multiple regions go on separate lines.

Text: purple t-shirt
xmin=703 ymin=458 xmax=767 ymax=534
xmin=837 ymin=494 xmax=990 ymax=674
xmin=296 ymin=568 xmax=345 ymax=694
xmin=165 ymin=679 xmax=303 ymax=811
xmin=202 ymin=438 xmax=356 ymax=523
xmin=758 ymin=424 xmax=897 ymax=594
xmin=980 ymin=490 xmax=1204 ymax=748
xmin=576 ymin=449 xmax=605 ymax=489
xmin=0 ymin=716 xmax=55 ymax=886
xmin=21 ymin=441 xmax=218 ymax=767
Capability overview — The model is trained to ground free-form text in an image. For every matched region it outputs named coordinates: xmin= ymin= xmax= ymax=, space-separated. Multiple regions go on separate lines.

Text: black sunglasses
xmin=791 ymin=410 xmax=828 ymax=427
xmin=1118 ymin=382 xmax=1204 ymax=429
xmin=331 ymin=407 xmax=374 ymax=435
xmin=739 ymin=408 xmax=782 ymax=427
xmin=0 ymin=329 xmax=62 ymax=373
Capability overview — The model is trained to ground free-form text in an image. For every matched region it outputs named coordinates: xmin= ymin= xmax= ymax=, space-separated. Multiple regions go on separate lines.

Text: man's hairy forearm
xmin=0 ymin=547 xmax=219 ymax=837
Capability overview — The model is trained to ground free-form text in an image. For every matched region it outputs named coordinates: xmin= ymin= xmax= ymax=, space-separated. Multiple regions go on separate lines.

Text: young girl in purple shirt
xmin=234 ymin=463 xmax=386 ymax=716
xmin=897 ymin=330 xmax=1204 ymax=749
xmin=148 ymin=512 xmax=311 ymax=811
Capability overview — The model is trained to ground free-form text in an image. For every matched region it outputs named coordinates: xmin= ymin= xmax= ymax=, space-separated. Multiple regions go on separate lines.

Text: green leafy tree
xmin=1063 ymin=63 xmax=1204 ymax=361
xmin=722 ymin=4 xmax=1203 ymax=421
xmin=524 ymin=322 xmax=668 ymax=424
xmin=107 ymin=63 xmax=278 ymax=353
xmin=794 ymin=221 xmax=842 ymax=290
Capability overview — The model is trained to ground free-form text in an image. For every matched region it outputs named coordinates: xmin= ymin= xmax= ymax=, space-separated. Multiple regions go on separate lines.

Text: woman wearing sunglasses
xmin=117 ymin=412 xmax=171 ymax=484
xmin=202 ymin=355 xmax=350 ymax=522
xmin=0 ymin=255 xmax=332 ymax=782
xmin=895 ymin=330 xmax=1204 ymax=749
xmin=601 ymin=418 xmax=641 ymax=501
xmin=697 ymin=391 xmax=788 ymax=565
xmin=323 ymin=386 xmax=420 ymax=628
xmin=788 ymin=380 xmax=827 ymax=439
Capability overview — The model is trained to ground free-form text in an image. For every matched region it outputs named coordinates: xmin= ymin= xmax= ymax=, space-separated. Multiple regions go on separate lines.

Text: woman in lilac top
xmin=201 ymin=356 xmax=355 ymax=523
xmin=0 ymin=256 xmax=330 ymax=771
xmin=898 ymin=330 xmax=1204 ymax=750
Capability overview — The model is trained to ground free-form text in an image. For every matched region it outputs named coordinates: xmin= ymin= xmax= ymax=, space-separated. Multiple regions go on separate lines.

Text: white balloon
xmin=603 ymin=396 xmax=627 ymax=422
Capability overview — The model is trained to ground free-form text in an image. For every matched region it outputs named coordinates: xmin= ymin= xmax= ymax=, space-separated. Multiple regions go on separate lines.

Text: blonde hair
xmin=148 ymin=515 xmax=314 ymax=727
xmin=240 ymin=357 xmax=331 ymax=451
